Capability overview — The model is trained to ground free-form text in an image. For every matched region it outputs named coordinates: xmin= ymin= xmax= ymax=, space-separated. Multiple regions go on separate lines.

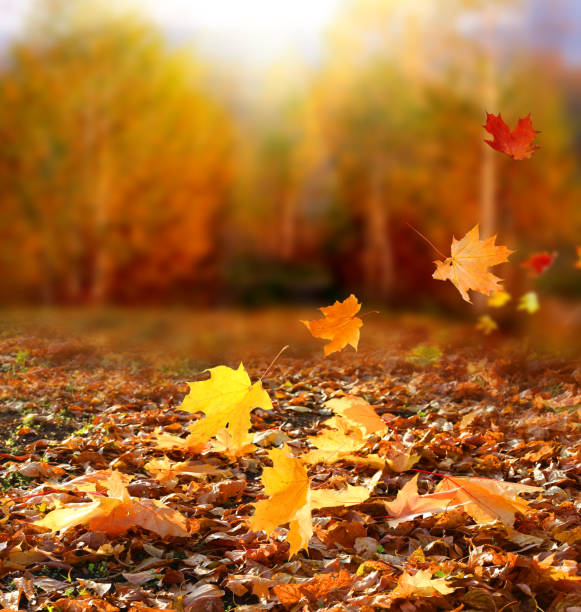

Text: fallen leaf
xmin=273 ymin=569 xmax=353 ymax=608
xmin=433 ymin=225 xmax=513 ymax=303
xmin=211 ymin=427 xmax=256 ymax=458
xmin=484 ymin=112 xmax=540 ymax=159
xmin=35 ymin=471 xmax=189 ymax=538
xmin=301 ymin=294 xmax=363 ymax=356
xmin=302 ymin=417 xmax=367 ymax=465
xmin=434 ymin=475 xmax=542 ymax=526
xmin=385 ymin=474 xmax=461 ymax=526
xmin=383 ymin=442 xmax=420 ymax=472
xmin=391 ymin=569 xmax=455 ymax=598
xmin=144 ymin=457 xmax=229 ymax=488
xmin=325 ymin=395 xmax=387 ymax=436
xmin=249 ymin=445 xmax=370 ymax=557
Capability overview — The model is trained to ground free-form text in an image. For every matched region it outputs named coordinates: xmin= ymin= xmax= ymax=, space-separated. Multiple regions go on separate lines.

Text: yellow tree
xmin=0 ymin=0 xmax=234 ymax=304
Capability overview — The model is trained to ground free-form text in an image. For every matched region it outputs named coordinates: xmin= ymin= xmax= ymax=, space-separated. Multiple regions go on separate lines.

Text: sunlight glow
xmin=138 ymin=0 xmax=346 ymax=65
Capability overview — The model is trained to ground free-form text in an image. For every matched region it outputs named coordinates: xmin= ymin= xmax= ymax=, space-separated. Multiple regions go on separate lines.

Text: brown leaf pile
xmin=0 ymin=327 xmax=580 ymax=612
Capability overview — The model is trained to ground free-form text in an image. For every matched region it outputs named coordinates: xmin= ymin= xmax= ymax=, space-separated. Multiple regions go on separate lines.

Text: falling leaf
xmin=483 ymin=112 xmax=540 ymax=160
xmin=301 ymin=294 xmax=363 ymax=356
xmin=521 ymin=252 xmax=556 ymax=276
xmin=488 ymin=291 xmax=511 ymax=308
xmin=433 ymin=225 xmax=513 ymax=303
xmin=391 ymin=569 xmax=455 ymax=599
xmin=35 ymin=471 xmax=189 ymax=538
xmin=178 ymin=363 xmax=272 ymax=450
xmin=385 ymin=474 xmax=462 ymax=527
xmin=575 ymin=246 xmax=581 ymax=269
xmin=248 ymin=445 xmax=370 ymax=557
xmin=518 ymin=291 xmax=540 ymax=314
xmin=476 ymin=314 xmax=498 ymax=335
xmin=325 ymin=395 xmax=387 ymax=436
xmin=434 ymin=475 xmax=542 ymax=527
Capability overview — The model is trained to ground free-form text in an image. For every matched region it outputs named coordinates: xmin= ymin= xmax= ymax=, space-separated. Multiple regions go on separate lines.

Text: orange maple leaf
xmin=35 ymin=471 xmax=189 ymax=538
xmin=301 ymin=294 xmax=363 ymax=356
xmin=575 ymin=246 xmax=581 ymax=269
xmin=433 ymin=225 xmax=514 ymax=303
xmin=484 ymin=112 xmax=540 ymax=160
xmin=434 ymin=475 xmax=542 ymax=526
xmin=385 ymin=474 xmax=462 ymax=526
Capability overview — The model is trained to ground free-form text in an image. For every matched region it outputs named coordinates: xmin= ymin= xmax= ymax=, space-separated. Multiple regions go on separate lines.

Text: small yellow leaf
xmin=518 ymin=291 xmax=540 ymax=314
xmin=488 ymin=290 xmax=511 ymax=307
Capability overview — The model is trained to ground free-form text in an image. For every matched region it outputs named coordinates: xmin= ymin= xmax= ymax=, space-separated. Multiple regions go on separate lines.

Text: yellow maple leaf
xmin=301 ymin=294 xmax=363 ymax=356
xmin=433 ymin=225 xmax=514 ymax=303
xmin=302 ymin=417 xmax=367 ymax=465
xmin=178 ymin=363 xmax=272 ymax=451
xmin=35 ymin=471 xmax=189 ymax=538
xmin=249 ymin=445 xmax=371 ymax=557
xmin=211 ymin=427 xmax=256 ymax=458
xmin=325 ymin=395 xmax=387 ymax=436
xmin=391 ymin=569 xmax=455 ymax=599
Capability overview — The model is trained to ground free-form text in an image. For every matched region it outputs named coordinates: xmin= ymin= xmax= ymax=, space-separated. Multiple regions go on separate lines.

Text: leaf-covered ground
xmin=0 ymin=314 xmax=580 ymax=612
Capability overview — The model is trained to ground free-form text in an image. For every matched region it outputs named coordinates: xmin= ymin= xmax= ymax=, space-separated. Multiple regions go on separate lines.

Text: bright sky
xmin=0 ymin=0 xmax=347 ymax=67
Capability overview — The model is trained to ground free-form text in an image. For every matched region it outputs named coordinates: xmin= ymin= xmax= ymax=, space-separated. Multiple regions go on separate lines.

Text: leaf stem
xmin=405 ymin=222 xmax=447 ymax=259
xmin=259 ymin=345 xmax=289 ymax=382
xmin=359 ymin=310 xmax=380 ymax=318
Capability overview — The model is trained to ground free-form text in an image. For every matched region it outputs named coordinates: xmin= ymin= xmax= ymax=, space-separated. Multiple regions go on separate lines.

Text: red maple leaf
xmin=484 ymin=113 xmax=540 ymax=160
xmin=521 ymin=251 xmax=556 ymax=276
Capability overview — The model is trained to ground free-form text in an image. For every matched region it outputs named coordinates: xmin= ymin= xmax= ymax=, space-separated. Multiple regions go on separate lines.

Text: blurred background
xmin=0 ymin=0 xmax=580 ymax=357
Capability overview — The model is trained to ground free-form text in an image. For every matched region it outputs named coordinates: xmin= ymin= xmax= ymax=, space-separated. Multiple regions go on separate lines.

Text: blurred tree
xmin=0 ymin=0 xmax=233 ymax=304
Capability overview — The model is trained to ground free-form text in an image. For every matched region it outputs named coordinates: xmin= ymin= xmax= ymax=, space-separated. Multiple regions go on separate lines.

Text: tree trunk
xmin=362 ymin=168 xmax=393 ymax=299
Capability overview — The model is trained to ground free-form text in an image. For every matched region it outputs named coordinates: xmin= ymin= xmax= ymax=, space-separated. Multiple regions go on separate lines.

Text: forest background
xmin=0 ymin=0 xmax=580 ymax=344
